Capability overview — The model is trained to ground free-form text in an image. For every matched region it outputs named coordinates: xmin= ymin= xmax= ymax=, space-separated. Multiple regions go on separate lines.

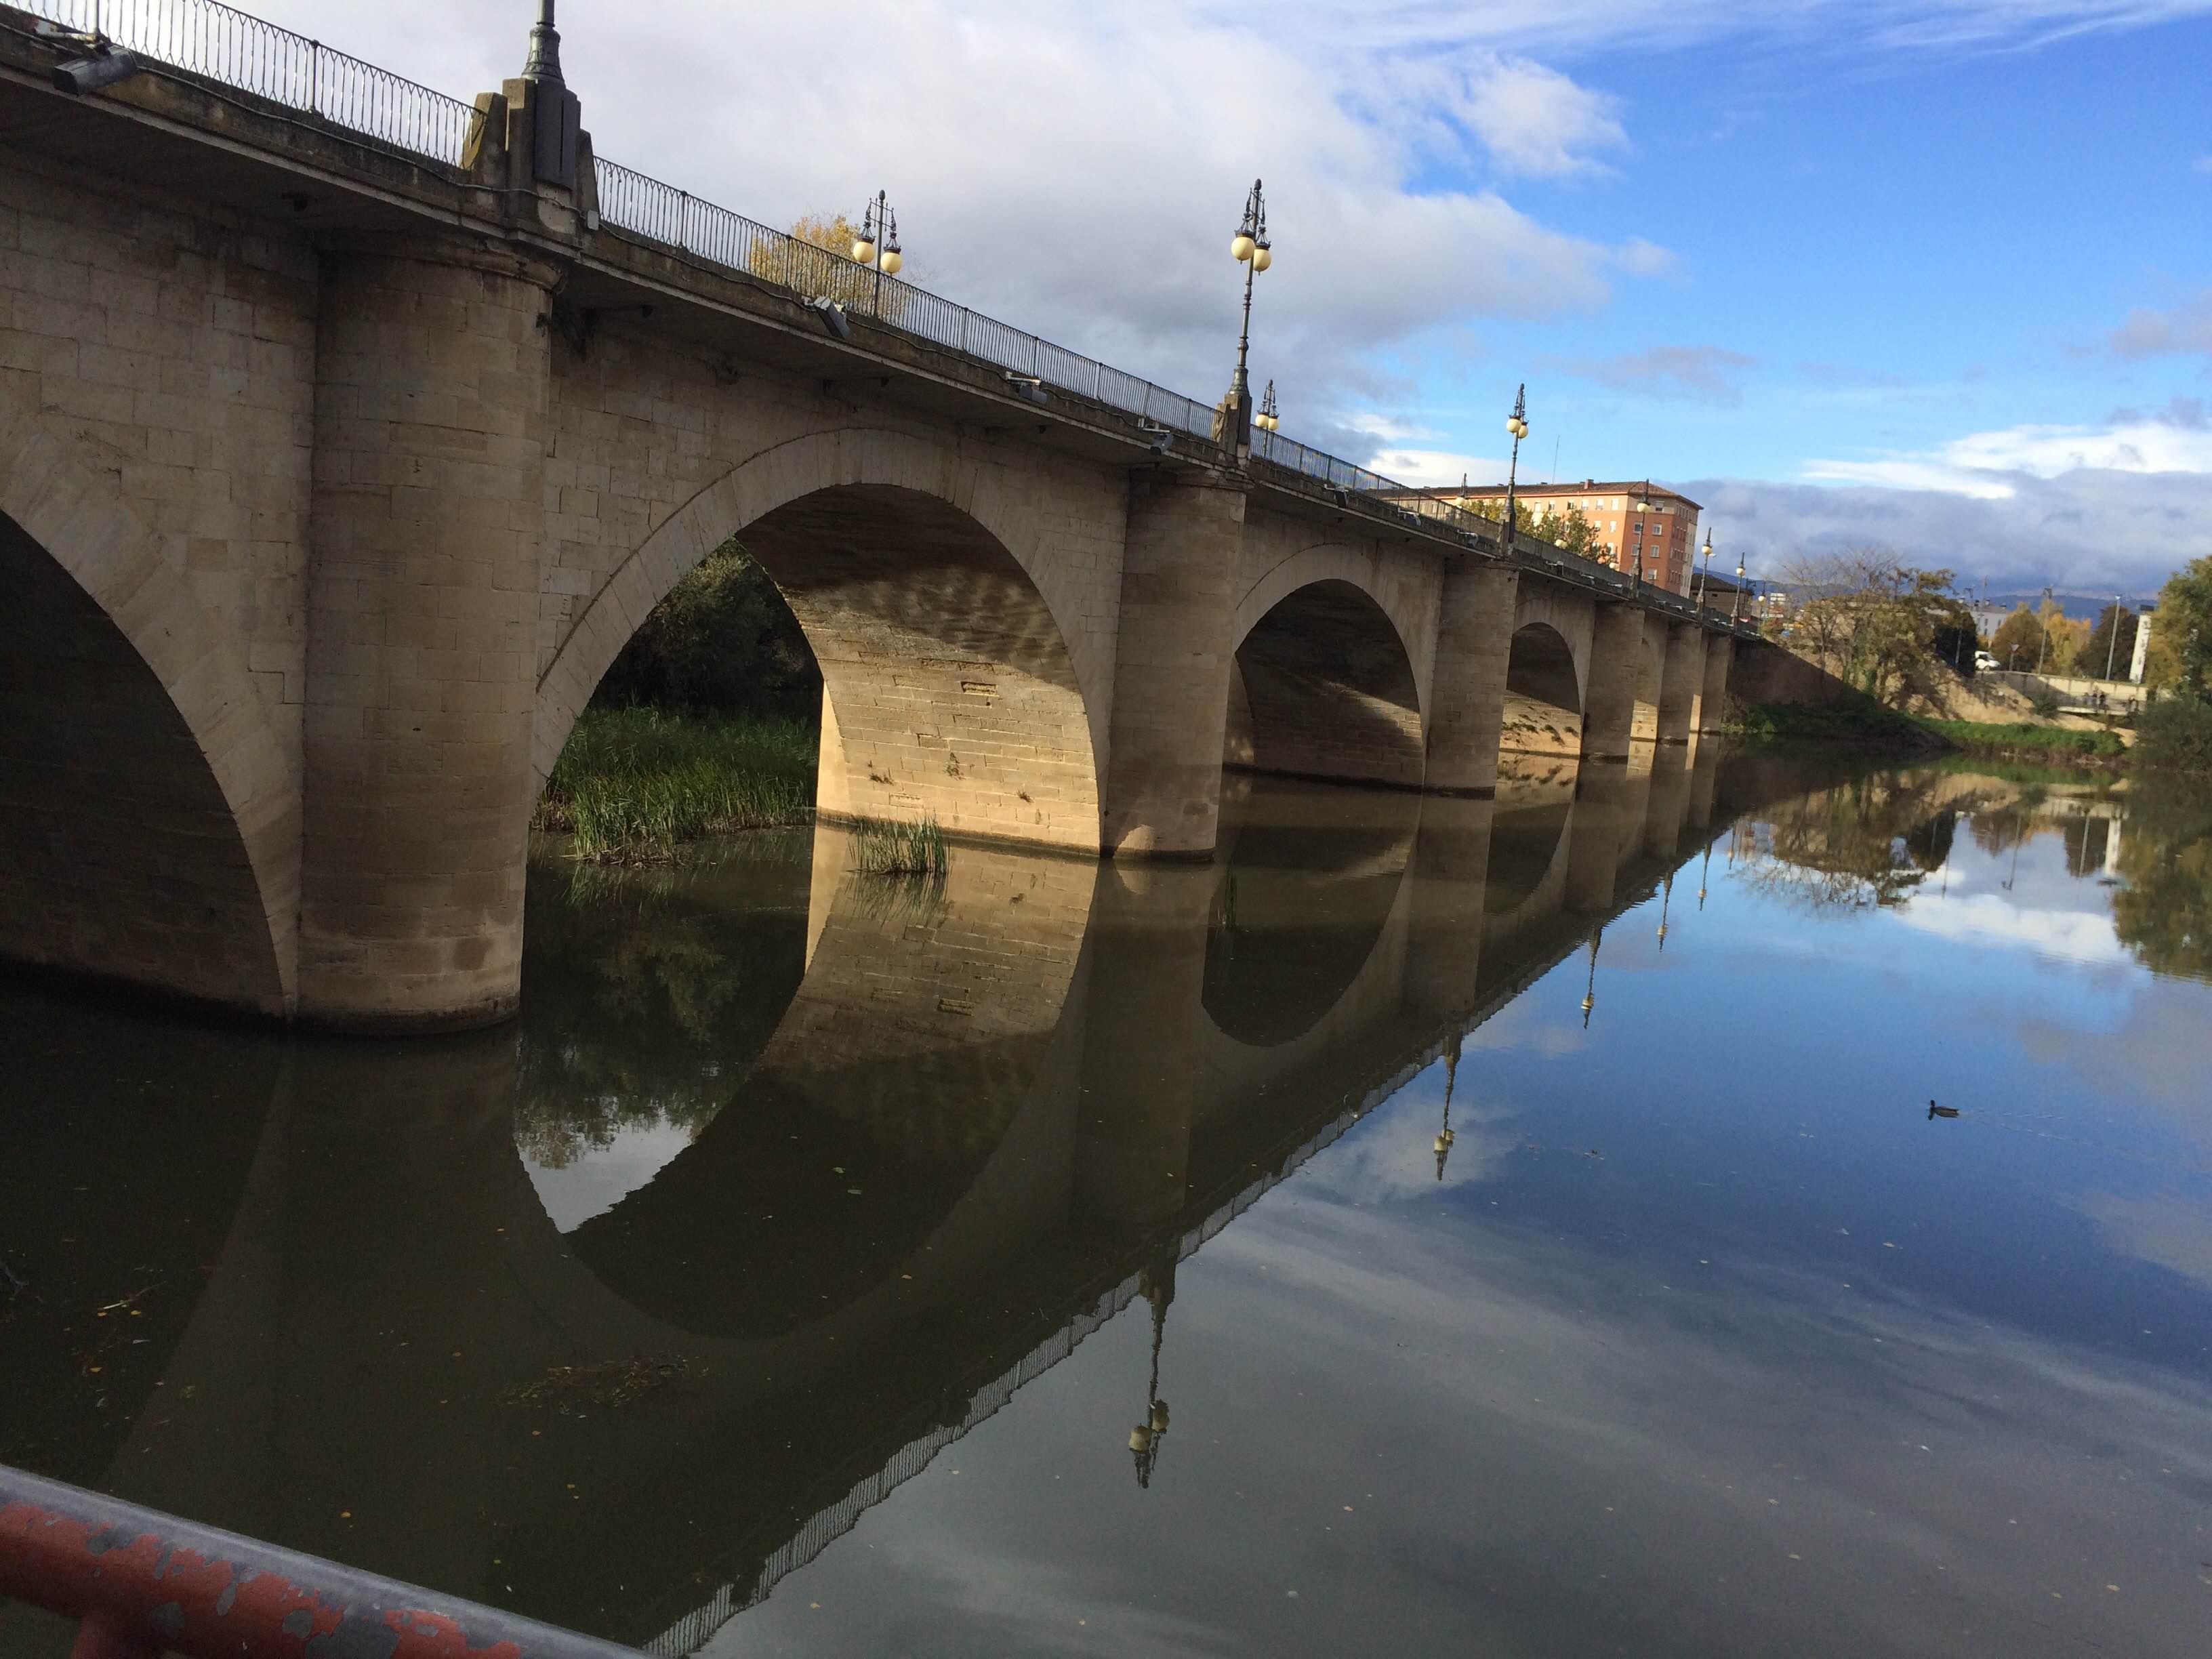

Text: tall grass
xmin=852 ymin=815 xmax=949 ymax=878
xmin=535 ymin=708 xmax=815 ymax=861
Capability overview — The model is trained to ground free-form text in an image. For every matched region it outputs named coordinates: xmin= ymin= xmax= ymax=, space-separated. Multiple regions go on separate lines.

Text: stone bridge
xmin=0 ymin=6 xmax=1759 ymax=1029
xmin=0 ymin=745 xmax=1810 ymax=1658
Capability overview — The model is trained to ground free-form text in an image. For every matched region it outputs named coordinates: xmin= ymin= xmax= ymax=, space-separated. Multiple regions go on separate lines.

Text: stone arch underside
xmin=536 ymin=434 xmax=1105 ymax=854
xmin=1501 ymin=622 xmax=1584 ymax=758
xmin=1224 ymin=579 xmax=1425 ymax=789
xmin=0 ymin=401 xmax=295 ymax=1015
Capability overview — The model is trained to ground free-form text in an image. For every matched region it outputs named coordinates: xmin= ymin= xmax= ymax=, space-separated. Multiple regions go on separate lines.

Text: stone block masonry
xmin=0 ymin=56 xmax=1739 ymax=1028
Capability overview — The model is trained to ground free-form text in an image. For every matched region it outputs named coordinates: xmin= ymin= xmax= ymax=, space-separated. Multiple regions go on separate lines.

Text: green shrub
xmin=536 ymin=708 xmax=816 ymax=860
xmin=1918 ymin=720 xmax=2125 ymax=762
xmin=2133 ymin=695 xmax=2212 ymax=773
xmin=2029 ymin=689 xmax=2063 ymax=720
xmin=594 ymin=539 xmax=820 ymax=720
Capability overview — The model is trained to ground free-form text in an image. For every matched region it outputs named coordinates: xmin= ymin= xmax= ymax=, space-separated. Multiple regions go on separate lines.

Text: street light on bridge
xmin=851 ymin=190 xmax=903 ymax=315
xmin=1729 ymin=554 xmax=1748 ymax=625
xmin=1696 ymin=529 xmax=1715 ymax=610
xmin=1256 ymin=378 xmax=1279 ymax=436
xmin=1502 ymin=385 xmax=1529 ymax=554
xmin=1226 ymin=179 xmax=1273 ymax=458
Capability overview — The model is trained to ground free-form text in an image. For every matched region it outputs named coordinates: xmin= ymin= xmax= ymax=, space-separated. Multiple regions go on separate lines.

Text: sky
xmin=241 ymin=0 xmax=2212 ymax=600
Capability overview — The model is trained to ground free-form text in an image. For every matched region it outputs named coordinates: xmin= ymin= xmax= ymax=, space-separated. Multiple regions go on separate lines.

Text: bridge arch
xmin=0 ymin=394 xmax=296 ymax=1015
xmin=535 ymin=428 xmax=1106 ymax=852
xmin=1502 ymin=621 xmax=1585 ymax=757
xmin=1223 ymin=547 xmax=1427 ymax=789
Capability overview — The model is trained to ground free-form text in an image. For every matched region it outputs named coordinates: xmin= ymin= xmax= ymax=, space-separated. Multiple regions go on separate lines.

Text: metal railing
xmin=0 ymin=1462 xmax=643 ymax=1658
xmin=13 ymin=0 xmax=483 ymax=167
xmin=7 ymin=0 xmax=1755 ymax=636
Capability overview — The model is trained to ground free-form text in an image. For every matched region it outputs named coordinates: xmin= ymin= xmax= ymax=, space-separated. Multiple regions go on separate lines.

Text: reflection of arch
xmin=1223 ymin=578 xmax=1424 ymax=788
xmin=1202 ymin=777 xmax=1418 ymax=1046
xmin=530 ymin=838 xmax=1099 ymax=1339
xmin=535 ymin=430 xmax=1103 ymax=852
xmin=0 ymin=394 xmax=296 ymax=1014
xmin=1501 ymin=622 xmax=1584 ymax=757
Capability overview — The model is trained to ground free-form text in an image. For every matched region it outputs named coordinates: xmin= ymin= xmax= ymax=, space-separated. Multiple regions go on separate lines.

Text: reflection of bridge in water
xmin=4 ymin=743 xmax=1823 ymax=1656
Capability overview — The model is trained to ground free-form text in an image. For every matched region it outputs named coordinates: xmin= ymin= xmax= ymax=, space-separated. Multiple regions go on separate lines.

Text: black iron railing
xmin=10 ymin=0 xmax=1757 ymax=636
xmin=15 ymin=0 xmax=483 ymax=166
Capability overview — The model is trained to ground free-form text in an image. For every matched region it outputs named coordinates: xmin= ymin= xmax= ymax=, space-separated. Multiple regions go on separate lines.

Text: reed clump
xmin=852 ymin=815 xmax=949 ymax=878
xmin=535 ymin=708 xmax=815 ymax=861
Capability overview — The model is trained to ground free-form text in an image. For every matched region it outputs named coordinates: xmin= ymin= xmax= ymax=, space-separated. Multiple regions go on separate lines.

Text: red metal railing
xmin=0 ymin=1463 xmax=643 ymax=1659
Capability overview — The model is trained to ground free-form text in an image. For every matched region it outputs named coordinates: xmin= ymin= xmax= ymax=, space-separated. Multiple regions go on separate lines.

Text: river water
xmin=4 ymin=747 xmax=2211 ymax=1657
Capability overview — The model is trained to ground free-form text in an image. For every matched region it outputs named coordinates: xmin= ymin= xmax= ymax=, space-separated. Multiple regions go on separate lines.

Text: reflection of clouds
xmin=1465 ymin=991 xmax=1591 ymax=1059
xmin=520 ymin=1118 xmax=696 ymax=1233
xmin=1322 ymin=1065 xmax=1525 ymax=1195
xmin=2073 ymin=1189 xmax=2212 ymax=1292
xmin=1885 ymin=890 xmax=2128 ymax=967
xmin=733 ymin=1143 xmax=2212 ymax=1658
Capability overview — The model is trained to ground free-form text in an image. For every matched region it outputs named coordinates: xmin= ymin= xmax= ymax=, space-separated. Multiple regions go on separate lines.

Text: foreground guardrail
xmin=0 ymin=1463 xmax=642 ymax=1659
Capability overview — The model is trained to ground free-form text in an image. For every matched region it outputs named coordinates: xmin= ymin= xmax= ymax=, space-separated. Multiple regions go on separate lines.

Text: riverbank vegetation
xmin=1729 ymin=697 xmax=2127 ymax=767
xmin=534 ymin=707 xmax=816 ymax=860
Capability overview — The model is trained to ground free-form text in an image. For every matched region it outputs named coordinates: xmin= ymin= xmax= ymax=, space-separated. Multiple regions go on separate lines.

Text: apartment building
xmin=1386 ymin=480 xmax=1704 ymax=596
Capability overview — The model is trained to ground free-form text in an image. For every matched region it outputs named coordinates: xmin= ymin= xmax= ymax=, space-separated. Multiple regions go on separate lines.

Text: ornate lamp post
xmin=1500 ymin=385 xmax=1529 ymax=554
xmin=1696 ymin=530 xmax=1715 ymax=611
xmin=1256 ymin=378 xmax=1279 ymax=436
xmin=1226 ymin=179 xmax=1273 ymax=457
xmin=1729 ymin=556 xmax=1748 ymax=625
xmin=851 ymin=191 xmax=903 ymax=316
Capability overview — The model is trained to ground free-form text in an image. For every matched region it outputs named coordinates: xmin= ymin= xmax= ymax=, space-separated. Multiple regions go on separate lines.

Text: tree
xmin=1527 ymin=502 xmax=1601 ymax=558
xmin=593 ymin=538 xmax=820 ymax=720
xmin=2032 ymin=597 xmax=2089 ymax=674
xmin=1989 ymin=605 xmax=2043 ymax=671
xmin=2153 ymin=554 xmax=2212 ymax=698
xmin=2079 ymin=604 xmax=2139 ymax=684
xmin=744 ymin=211 xmax=917 ymax=323
xmin=1771 ymin=548 xmax=1972 ymax=707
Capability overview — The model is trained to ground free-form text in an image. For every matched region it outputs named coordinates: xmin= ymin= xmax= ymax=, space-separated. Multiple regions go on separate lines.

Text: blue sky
xmin=250 ymin=0 xmax=2212 ymax=596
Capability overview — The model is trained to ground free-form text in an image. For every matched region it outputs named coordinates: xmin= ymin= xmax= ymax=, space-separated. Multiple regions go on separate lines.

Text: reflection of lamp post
xmin=1226 ymin=180 xmax=1273 ymax=458
xmin=1656 ymin=872 xmax=1673 ymax=951
xmin=1502 ymin=386 xmax=1529 ymax=554
xmin=1580 ymin=925 xmax=1602 ymax=1027
xmin=1434 ymin=1030 xmax=1461 ymax=1179
xmin=1698 ymin=838 xmax=1712 ymax=909
xmin=1128 ymin=1261 xmax=1176 ymax=1488
xmin=851 ymin=190 xmax=903 ymax=316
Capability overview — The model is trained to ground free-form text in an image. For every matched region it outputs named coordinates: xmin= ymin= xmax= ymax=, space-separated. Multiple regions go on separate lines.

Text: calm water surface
xmin=5 ymin=747 xmax=2212 ymax=1657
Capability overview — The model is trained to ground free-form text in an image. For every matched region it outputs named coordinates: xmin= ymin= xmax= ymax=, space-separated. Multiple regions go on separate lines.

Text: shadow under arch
xmin=522 ymin=832 xmax=1102 ymax=1340
xmin=1223 ymin=579 xmax=1425 ymax=788
xmin=0 ymin=510 xmax=290 ymax=1013
xmin=1202 ymin=775 xmax=1421 ymax=1047
xmin=535 ymin=434 xmax=1104 ymax=853
xmin=1501 ymin=621 xmax=1584 ymax=758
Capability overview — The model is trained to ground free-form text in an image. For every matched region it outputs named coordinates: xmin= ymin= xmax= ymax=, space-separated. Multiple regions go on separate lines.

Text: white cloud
xmin=1805 ymin=414 xmax=2212 ymax=501
xmin=1457 ymin=56 xmax=1629 ymax=178
xmin=1687 ymin=466 xmax=2212 ymax=594
xmin=227 ymin=0 xmax=1647 ymax=421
